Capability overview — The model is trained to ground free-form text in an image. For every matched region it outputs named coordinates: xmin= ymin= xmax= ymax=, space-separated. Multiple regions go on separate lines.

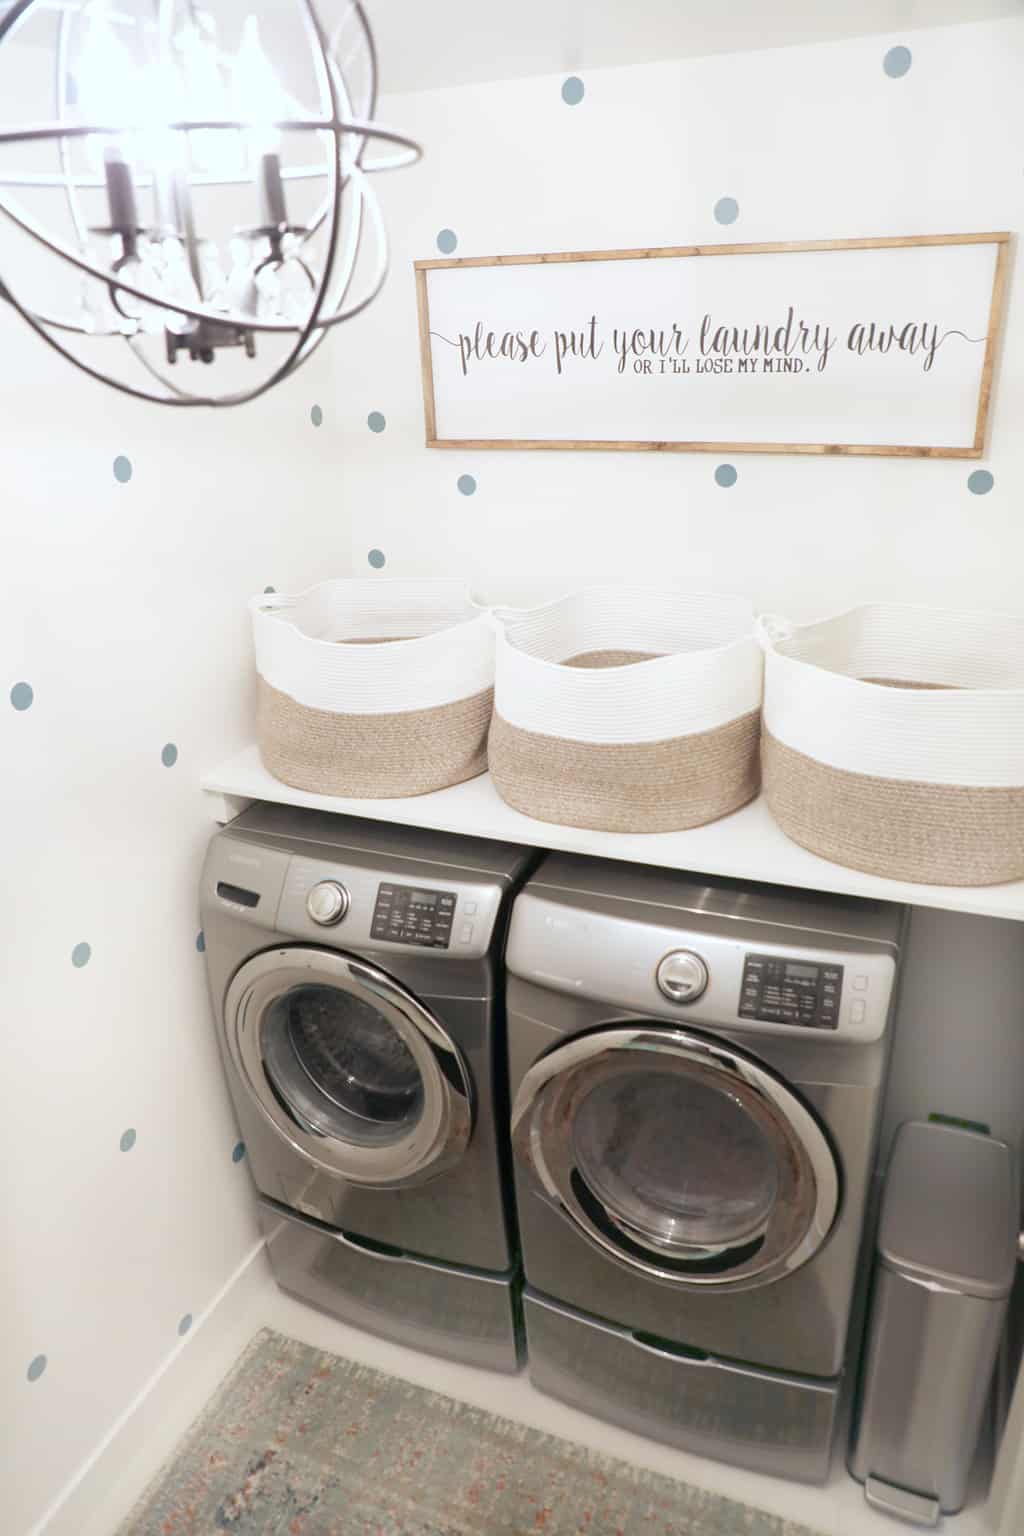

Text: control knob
xmin=656 ymin=949 xmax=709 ymax=1004
xmin=306 ymin=880 xmax=350 ymax=926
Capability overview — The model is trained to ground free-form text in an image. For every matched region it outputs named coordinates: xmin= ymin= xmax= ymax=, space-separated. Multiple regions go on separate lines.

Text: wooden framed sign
xmin=415 ymin=233 xmax=1010 ymax=458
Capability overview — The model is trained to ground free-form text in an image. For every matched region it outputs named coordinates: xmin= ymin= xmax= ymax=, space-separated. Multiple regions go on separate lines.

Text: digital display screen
xmin=409 ymin=890 xmax=439 ymax=906
xmin=785 ymin=963 xmax=818 ymax=981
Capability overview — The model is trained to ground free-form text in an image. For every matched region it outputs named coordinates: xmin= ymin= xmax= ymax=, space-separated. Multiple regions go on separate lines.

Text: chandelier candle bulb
xmin=259 ymin=152 xmax=289 ymax=233
xmin=103 ymin=148 xmax=139 ymax=236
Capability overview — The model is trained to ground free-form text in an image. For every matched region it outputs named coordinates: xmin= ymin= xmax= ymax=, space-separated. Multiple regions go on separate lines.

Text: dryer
xmin=507 ymin=854 xmax=905 ymax=1481
xmin=201 ymin=803 xmax=534 ymax=1371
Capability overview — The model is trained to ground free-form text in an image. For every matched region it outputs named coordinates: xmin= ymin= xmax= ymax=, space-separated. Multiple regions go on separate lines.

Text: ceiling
xmin=370 ymin=0 xmax=1023 ymax=95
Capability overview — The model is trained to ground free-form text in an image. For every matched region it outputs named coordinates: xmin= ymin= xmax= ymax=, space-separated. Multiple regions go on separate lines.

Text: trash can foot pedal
xmin=864 ymin=1475 xmax=941 ymax=1527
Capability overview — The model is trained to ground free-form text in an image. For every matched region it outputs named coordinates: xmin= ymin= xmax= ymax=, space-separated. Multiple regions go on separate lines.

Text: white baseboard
xmin=31 ymin=1239 xmax=269 ymax=1536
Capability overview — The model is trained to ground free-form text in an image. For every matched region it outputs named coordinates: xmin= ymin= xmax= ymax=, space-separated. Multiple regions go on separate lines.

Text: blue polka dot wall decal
xmin=310 ymin=404 xmax=323 ymax=427
xmin=113 ymin=455 xmax=133 ymax=483
xmin=968 ymin=469 xmax=994 ymax=495
xmin=436 ymin=228 xmax=458 ymax=255
xmin=161 ymin=742 xmax=178 ymax=767
xmin=72 ymin=942 xmax=91 ymax=968
xmin=178 ymin=1313 xmax=193 ymax=1337
xmin=232 ymin=1140 xmax=246 ymax=1163
xmin=196 ymin=930 xmax=206 ymax=953
xmin=884 ymin=45 xmax=912 ymax=78
xmin=561 ymin=76 xmax=585 ymax=106
xmin=120 ymin=1128 xmax=136 ymax=1152
xmin=714 ymin=197 xmax=739 ymax=226
xmin=27 ymin=1355 xmax=47 ymax=1382
xmin=368 ymin=548 xmax=386 ymax=569
xmin=367 ymin=410 xmax=386 ymax=433
xmin=457 ymin=474 xmax=477 ymax=496
xmin=10 ymin=681 xmax=33 ymax=710
xmin=715 ymin=463 xmax=738 ymax=488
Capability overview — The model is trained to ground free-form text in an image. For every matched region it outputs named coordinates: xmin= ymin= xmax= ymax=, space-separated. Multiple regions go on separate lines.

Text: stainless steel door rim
xmin=511 ymin=1025 xmax=839 ymax=1291
xmin=226 ymin=947 xmax=473 ymax=1188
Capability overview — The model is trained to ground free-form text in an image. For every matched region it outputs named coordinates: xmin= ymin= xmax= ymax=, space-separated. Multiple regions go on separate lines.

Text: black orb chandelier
xmin=0 ymin=0 xmax=420 ymax=405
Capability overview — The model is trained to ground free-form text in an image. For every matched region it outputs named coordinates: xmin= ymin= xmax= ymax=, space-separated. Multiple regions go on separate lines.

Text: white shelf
xmin=202 ymin=744 xmax=1024 ymax=923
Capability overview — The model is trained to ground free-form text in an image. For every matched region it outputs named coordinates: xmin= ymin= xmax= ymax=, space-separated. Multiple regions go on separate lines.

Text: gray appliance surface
xmin=877 ymin=1119 xmax=1019 ymax=1299
xmin=849 ymin=1121 xmax=1019 ymax=1518
xmin=524 ymin=1288 xmax=839 ymax=1484
xmin=506 ymin=853 xmax=906 ymax=1478
xmin=201 ymin=804 xmax=535 ymax=1292
xmin=259 ymin=1198 xmax=522 ymax=1374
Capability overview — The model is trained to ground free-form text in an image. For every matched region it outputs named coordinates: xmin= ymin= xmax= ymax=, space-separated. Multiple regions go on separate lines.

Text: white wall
xmin=334 ymin=19 xmax=1024 ymax=1153
xmin=0 ymin=266 xmax=353 ymax=1533
xmin=337 ymin=18 xmax=1022 ymax=618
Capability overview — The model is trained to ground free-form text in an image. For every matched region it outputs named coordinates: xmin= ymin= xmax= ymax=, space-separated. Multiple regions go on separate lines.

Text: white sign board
xmin=415 ymin=235 xmax=1008 ymax=458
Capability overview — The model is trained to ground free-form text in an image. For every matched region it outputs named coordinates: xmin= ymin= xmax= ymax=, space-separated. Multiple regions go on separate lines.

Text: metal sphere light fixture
xmin=0 ymin=0 xmax=420 ymax=405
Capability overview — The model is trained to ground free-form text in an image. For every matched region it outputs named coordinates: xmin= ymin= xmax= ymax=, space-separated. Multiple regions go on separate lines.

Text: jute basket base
xmin=763 ymin=731 xmax=1024 ymax=887
xmin=257 ymin=676 xmax=492 ymax=798
xmin=488 ymin=709 xmax=761 ymax=833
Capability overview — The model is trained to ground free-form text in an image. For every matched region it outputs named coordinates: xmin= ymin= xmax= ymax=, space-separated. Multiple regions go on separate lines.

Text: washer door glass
xmin=512 ymin=1025 xmax=839 ymax=1290
xmin=262 ymin=983 xmax=425 ymax=1145
xmin=226 ymin=948 xmax=473 ymax=1188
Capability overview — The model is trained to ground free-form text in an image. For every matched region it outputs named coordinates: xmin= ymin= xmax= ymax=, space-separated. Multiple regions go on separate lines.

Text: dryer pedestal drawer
xmin=259 ymin=1199 xmax=522 ymax=1373
xmin=523 ymin=1288 xmax=839 ymax=1484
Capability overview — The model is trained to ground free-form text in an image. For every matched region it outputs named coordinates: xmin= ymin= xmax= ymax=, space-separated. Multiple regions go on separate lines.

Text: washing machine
xmin=200 ymin=803 xmax=535 ymax=1372
xmin=507 ymin=854 xmax=906 ymax=1481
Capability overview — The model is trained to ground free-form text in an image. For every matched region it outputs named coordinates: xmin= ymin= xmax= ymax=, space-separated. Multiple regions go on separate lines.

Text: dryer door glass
xmin=512 ymin=1025 xmax=839 ymax=1290
xmin=262 ymin=984 xmax=424 ymax=1145
xmin=226 ymin=948 xmax=473 ymax=1188
xmin=572 ymin=1067 xmax=782 ymax=1256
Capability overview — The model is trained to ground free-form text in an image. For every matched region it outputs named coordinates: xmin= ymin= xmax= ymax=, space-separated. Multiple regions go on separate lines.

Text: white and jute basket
xmin=251 ymin=579 xmax=494 ymax=798
xmin=760 ymin=603 xmax=1024 ymax=886
xmin=488 ymin=587 xmax=763 ymax=832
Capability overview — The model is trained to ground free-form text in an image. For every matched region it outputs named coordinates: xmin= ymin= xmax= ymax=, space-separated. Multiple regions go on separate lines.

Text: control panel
xmin=505 ymin=892 xmax=898 ymax=1043
xmin=370 ymin=882 xmax=457 ymax=949
xmin=740 ymin=954 xmax=844 ymax=1030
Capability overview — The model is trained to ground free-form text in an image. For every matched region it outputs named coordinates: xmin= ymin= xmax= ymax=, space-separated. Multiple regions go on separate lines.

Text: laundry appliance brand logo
xmin=415 ymin=233 xmax=1009 ymax=458
xmin=446 ymin=307 xmax=979 ymax=378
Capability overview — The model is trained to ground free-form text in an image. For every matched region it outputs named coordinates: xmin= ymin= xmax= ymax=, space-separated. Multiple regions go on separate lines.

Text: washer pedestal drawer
xmin=259 ymin=1198 xmax=522 ymax=1373
xmin=524 ymin=1288 xmax=839 ymax=1483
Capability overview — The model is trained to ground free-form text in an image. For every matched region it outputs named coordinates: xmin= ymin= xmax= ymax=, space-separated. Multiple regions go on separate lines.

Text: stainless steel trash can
xmin=849 ymin=1120 xmax=1019 ymax=1526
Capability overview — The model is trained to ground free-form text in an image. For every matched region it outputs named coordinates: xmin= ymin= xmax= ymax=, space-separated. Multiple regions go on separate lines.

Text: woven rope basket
xmin=251 ymin=580 xmax=494 ymax=798
xmin=760 ymin=604 xmax=1024 ymax=886
xmin=489 ymin=588 xmax=763 ymax=833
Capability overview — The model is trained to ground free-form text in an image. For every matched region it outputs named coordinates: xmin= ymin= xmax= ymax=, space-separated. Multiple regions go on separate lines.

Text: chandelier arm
xmin=0 ymin=192 xmax=318 ymax=334
xmin=228 ymin=0 xmax=346 ymax=400
xmin=331 ymin=1 xmax=376 ymax=130
xmin=0 ymin=0 xmax=35 ymax=47
xmin=0 ymin=119 xmax=421 ymax=156
xmin=351 ymin=2 xmax=378 ymax=135
xmin=3 ymin=287 xmax=211 ymax=405
xmin=55 ymin=7 xmax=90 ymax=251
xmin=0 ymin=164 xmax=336 ymax=190
xmin=306 ymin=164 xmax=389 ymax=328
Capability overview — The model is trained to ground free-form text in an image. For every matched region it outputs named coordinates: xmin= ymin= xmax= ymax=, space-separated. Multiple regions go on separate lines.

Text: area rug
xmin=118 ymin=1328 xmax=824 ymax=1535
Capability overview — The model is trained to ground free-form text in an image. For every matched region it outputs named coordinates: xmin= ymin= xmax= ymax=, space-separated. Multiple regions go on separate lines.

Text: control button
xmin=459 ymin=923 xmax=474 ymax=943
xmin=853 ymin=975 xmax=869 ymax=991
xmin=464 ymin=901 xmax=478 ymax=916
xmin=851 ymin=999 xmax=867 ymax=1024
xmin=306 ymin=881 xmax=349 ymax=926
xmin=656 ymin=950 xmax=709 ymax=1005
